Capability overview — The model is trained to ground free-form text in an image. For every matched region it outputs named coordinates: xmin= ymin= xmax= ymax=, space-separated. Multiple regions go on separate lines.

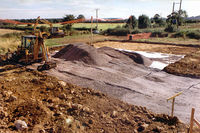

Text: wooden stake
xmin=189 ymin=108 xmax=195 ymax=133
xmin=167 ymin=91 xmax=183 ymax=117
xmin=90 ymin=16 xmax=93 ymax=45
xmin=171 ymin=98 xmax=175 ymax=117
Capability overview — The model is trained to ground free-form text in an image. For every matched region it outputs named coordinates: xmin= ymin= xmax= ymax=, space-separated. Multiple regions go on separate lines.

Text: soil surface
xmin=164 ymin=50 xmax=200 ymax=78
xmin=93 ymin=41 xmax=200 ymax=55
xmin=38 ymin=43 xmax=200 ymax=124
xmin=0 ymin=66 xmax=186 ymax=132
xmin=1 ymin=41 xmax=200 ymax=132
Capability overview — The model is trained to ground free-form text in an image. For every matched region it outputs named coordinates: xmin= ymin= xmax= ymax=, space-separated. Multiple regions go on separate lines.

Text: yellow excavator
xmin=7 ymin=17 xmax=57 ymax=71
xmin=34 ymin=16 xmax=65 ymax=38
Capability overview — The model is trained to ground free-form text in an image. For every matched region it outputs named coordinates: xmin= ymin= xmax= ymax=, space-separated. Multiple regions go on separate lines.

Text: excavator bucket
xmin=37 ymin=62 xmax=57 ymax=71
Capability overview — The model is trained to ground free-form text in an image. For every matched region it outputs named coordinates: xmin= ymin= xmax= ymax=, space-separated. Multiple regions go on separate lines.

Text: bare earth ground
xmin=33 ymin=43 xmax=200 ymax=125
xmin=93 ymin=41 xmax=200 ymax=55
xmin=0 ymin=66 xmax=186 ymax=132
xmin=94 ymin=41 xmax=200 ymax=77
xmin=1 ymin=38 xmax=200 ymax=132
xmin=164 ymin=50 xmax=200 ymax=78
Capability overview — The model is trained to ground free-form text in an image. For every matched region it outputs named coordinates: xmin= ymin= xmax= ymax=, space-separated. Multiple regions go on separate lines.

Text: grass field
xmin=0 ymin=22 xmax=200 ymax=54
xmin=18 ymin=23 xmax=125 ymax=31
xmin=0 ymin=29 xmax=23 ymax=36
xmin=72 ymin=23 xmax=125 ymax=30
xmin=0 ymin=29 xmax=22 ymax=54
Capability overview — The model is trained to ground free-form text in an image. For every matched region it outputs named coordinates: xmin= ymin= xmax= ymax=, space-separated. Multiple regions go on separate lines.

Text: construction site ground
xmin=1 ymin=38 xmax=200 ymax=132
xmin=0 ymin=66 xmax=187 ymax=132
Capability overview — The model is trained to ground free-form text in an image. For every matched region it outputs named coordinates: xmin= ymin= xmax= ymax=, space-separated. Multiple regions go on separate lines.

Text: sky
xmin=0 ymin=0 xmax=199 ymax=19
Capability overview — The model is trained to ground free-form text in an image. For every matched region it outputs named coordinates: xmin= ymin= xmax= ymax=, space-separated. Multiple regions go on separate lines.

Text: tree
xmin=77 ymin=14 xmax=85 ymax=19
xmin=63 ymin=14 xmax=75 ymax=30
xmin=126 ymin=15 xmax=138 ymax=29
xmin=138 ymin=15 xmax=150 ymax=29
xmin=63 ymin=14 xmax=75 ymax=22
xmin=166 ymin=10 xmax=188 ymax=27
xmin=153 ymin=14 xmax=165 ymax=27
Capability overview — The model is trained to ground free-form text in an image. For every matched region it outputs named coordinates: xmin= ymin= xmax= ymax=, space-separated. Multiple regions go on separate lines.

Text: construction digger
xmin=34 ymin=16 xmax=65 ymax=38
xmin=10 ymin=33 xmax=56 ymax=71
xmin=6 ymin=17 xmax=57 ymax=71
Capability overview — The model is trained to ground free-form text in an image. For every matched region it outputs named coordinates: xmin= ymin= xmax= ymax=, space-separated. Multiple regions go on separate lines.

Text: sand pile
xmin=53 ymin=43 xmax=152 ymax=67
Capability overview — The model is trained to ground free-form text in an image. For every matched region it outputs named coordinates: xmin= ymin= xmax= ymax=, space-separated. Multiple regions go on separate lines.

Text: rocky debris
xmin=14 ymin=120 xmax=28 ymax=131
xmin=110 ymin=110 xmax=118 ymax=118
xmin=0 ymin=107 xmax=7 ymax=119
xmin=6 ymin=95 xmax=17 ymax=102
xmin=58 ymin=80 xmax=67 ymax=87
xmin=0 ymin=66 xmax=187 ymax=132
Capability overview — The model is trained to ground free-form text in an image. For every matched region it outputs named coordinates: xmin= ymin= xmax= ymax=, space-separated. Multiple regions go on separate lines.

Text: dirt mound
xmin=53 ymin=43 xmax=152 ymax=66
xmin=53 ymin=43 xmax=111 ymax=66
xmin=164 ymin=51 xmax=200 ymax=78
xmin=0 ymin=66 xmax=187 ymax=132
xmin=97 ymin=46 xmax=152 ymax=66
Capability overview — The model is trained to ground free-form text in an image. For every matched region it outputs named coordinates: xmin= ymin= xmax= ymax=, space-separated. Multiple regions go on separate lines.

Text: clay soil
xmin=0 ymin=65 xmax=187 ymax=132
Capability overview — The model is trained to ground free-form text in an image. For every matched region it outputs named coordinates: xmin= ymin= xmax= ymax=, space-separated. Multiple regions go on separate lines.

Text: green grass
xmin=45 ymin=34 xmax=94 ymax=47
xmin=18 ymin=23 xmax=125 ymax=31
xmin=72 ymin=23 xmax=125 ymax=31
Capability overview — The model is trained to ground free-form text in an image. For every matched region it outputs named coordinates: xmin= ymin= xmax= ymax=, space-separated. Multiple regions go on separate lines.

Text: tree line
xmin=126 ymin=10 xmax=188 ymax=32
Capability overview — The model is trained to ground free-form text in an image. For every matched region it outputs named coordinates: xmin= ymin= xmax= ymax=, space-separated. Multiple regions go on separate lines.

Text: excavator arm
xmin=34 ymin=16 xmax=40 ymax=33
xmin=40 ymin=19 xmax=53 ymax=29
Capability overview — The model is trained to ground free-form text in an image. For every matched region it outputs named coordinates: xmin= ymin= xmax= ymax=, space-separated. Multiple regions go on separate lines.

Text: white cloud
xmin=0 ymin=0 xmax=199 ymax=19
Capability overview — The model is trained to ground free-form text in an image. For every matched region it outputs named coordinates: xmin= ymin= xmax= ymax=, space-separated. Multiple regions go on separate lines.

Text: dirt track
xmin=42 ymin=43 xmax=200 ymax=124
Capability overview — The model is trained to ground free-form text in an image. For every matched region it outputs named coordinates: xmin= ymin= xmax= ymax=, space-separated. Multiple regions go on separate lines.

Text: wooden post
xmin=167 ymin=91 xmax=183 ymax=117
xmin=189 ymin=108 xmax=195 ymax=133
xmin=171 ymin=98 xmax=175 ymax=117
xmin=90 ymin=16 xmax=93 ymax=45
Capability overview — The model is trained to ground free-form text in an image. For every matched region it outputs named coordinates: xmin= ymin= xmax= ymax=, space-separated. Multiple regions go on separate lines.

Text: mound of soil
xmin=53 ymin=43 xmax=111 ymax=66
xmin=0 ymin=65 xmax=187 ymax=132
xmin=53 ymin=43 xmax=152 ymax=67
xmin=164 ymin=51 xmax=200 ymax=78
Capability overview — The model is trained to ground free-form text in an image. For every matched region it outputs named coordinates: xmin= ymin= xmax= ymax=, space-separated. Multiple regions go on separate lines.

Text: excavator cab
xmin=15 ymin=35 xmax=44 ymax=63
xmin=20 ymin=35 xmax=36 ymax=52
xmin=50 ymin=27 xmax=65 ymax=38
xmin=51 ymin=27 xmax=59 ymax=33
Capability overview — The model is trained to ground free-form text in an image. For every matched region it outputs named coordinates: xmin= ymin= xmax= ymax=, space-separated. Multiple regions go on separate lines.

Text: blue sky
xmin=0 ymin=0 xmax=199 ymax=19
